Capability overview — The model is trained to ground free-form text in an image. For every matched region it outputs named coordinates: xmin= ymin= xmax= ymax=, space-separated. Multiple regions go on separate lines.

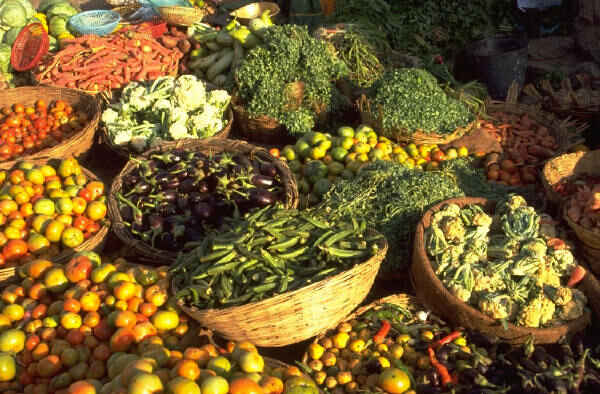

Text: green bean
xmin=268 ymin=236 xmax=300 ymax=252
xmin=324 ymin=229 xmax=356 ymax=247
xmin=199 ymin=247 xmax=234 ymax=263
xmin=251 ymin=282 xmax=277 ymax=294
xmin=278 ymin=246 xmax=310 ymax=260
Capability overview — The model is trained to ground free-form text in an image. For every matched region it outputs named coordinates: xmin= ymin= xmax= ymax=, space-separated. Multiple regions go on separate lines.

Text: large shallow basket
xmin=412 ymin=196 xmax=591 ymax=344
xmin=0 ymin=86 xmax=101 ymax=169
xmin=563 ymin=202 xmax=600 ymax=274
xmin=542 ymin=150 xmax=600 ymax=206
xmin=232 ymin=96 xmax=297 ymax=146
xmin=157 ymin=6 xmax=207 ymax=26
xmin=174 ymin=234 xmax=387 ymax=347
xmin=108 ymin=138 xmax=299 ymax=265
xmin=101 ymin=107 xmax=234 ymax=160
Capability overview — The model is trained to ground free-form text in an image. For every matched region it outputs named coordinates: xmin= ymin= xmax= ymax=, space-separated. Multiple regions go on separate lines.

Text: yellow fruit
xmin=308 ymin=343 xmax=325 ymax=360
xmin=332 ymin=332 xmax=350 ymax=349
xmin=349 ymin=339 xmax=365 ymax=353
xmin=238 ymin=350 xmax=264 ymax=373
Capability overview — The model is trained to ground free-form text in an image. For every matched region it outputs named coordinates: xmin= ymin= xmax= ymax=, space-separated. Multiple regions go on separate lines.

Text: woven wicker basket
xmin=108 ymin=138 xmax=299 ymax=265
xmin=0 ymin=87 xmax=100 ymax=169
xmin=542 ymin=150 xmax=600 ymax=206
xmin=485 ymin=83 xmax=587 ymax=157
xmin=157 ymin=6 xmax=207 ymax=26
xmin=357 ymin=94 xmax=476 ymax=145
xmin=174 ymin=233 xmax=386 ymax=347
xmin=563 ymin=203 xmax=600 ymax=272
xmin=412 ymin=196 xmax=591 ymax=345
xmin=100 ymin=107 xmax=234 ymax=161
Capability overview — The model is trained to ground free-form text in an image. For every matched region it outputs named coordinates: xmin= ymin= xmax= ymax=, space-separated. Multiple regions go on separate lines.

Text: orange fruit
xmin=172 ymin=359 xmax=200 ymax=380
xmin=378 ymin=368 xmax=411 ymax=394
xmin=166 ymin=377 xmax=201 ymax=394
xmin=63 ymin=299 xmax=81 ymax=314
xmin=229 ymin=378 xmax=264 ymax=394
xmin=67 ymin=381 xmax=97 ymax=394
xmin=260 ymin=376 xmax=284 ymax=394
xmin=79 ymin=292 xmax=100 ymax=312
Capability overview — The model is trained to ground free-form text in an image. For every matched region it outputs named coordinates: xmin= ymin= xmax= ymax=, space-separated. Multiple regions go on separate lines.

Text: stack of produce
xmin=115 ymin=148 xmax=288 ymax=253
xmin=362 ymin=68 xmax=475 ymax=141
xmin=480 ymin=112 xmax=559 ymax=186
xmin=182 ymin=11 xmax=274 ymax=87
xmin=0 ymin=0 xmax=35 ymax=46
xmin=34 ymin=0 xmax=79 ymax=50
xmin=0 ymin=159 xmax=106 ymax=266
xmin=33 ymin=25 xmax=183 ymax=92
xmin=235 ymin=24 xmax=348 ymax=135
xmin=0 ymin=251 xmax=318 ymax=394
xmin=0 ymin=99 xmax=89 ymax=162
xmin=303 ymin=299 xmax=600 ymax=393
xmin=426 ymin=194 xmax=587 ymax=328
xmin=276 ymin=125 xmax=468 ymax=206
xmin=319 ymin=161 xmax=465 ymax=272
xmin=101 ymin=75 xmax=231 ymax=152
xmin=172 ymin=204 xmax=383 ymax=309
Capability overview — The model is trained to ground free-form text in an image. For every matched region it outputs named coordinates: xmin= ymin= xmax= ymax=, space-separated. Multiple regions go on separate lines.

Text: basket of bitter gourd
xmin=358 ymin=68 xmax=477 ymax=145
xmin=170 ymin=204 xmax=387 ymax=347
xmin=412 ymin=194 xmax=591 ymax=344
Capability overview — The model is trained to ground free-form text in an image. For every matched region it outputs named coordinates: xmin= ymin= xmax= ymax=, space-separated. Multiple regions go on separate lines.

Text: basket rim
xmin=563 ymin=201 xmax=600 ymax=248
xmin=70 ymin=9 xmax=122 ymax=23
xmin=107 ymin=138 xmax=299 ymax=264
xmin=0 ymin=86 xmax=101 ymax=169
xmin=413 ymin=196 xmax=591 ymax=339
xmin=541 ymin=150 xmax=592 ymax=205
xmin=11 ymin=23 xmax=50 ymax=72
xmin=173 ymin=231 xmax=388 ymax=314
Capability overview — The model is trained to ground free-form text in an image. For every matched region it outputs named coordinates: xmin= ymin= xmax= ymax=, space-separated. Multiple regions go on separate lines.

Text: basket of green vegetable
xmin=358 ymin=68 xmax=476 ymax=145
xmin=171 ymin=205 xmax=387 ymax=347
xmin=100 ymin=75 xmax=233 ymax=159
xmin=108 ymin=138 xmax=298 ymax=265
xmin=233 ymin=24 xmax=348 ymax=145
xmin=412 ymin=195 xmax=591 ymax=344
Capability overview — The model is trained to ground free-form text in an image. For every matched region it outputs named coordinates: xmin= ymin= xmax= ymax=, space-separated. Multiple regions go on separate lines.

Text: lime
xmin=353 ymin=142 xmax=370 ymax=154
xmin=369 ymin=148 xmax=386 ymax=161
xmin=404 ymin=158 xmax=416 ymax=169
xmin=309 ymin=132 xmax=327 ymax=145
xmin=310 ymin=147 xmax=326 ymax=160
xmin=393 ymin=154 xmax=406 ymax=164
xmin=356 ymin=124 xmax=374 ymax=135
xmin=288 ymin=160 xmax=302 ymax=173
xmin=295 ymin=139 xmax=311 ymax=158
xmin=318 ymin=139 xmax=332 ymax=152
xmin=357 ymin=153 xmax=369 ymax=163
xmin=368 ymin=137 xmax=378 ymax=148
xmin=313 ymin=179 xmax=331 ymax=197
xmin=340 ymin=137 xmax=354 ymax=151
xmin=331 ymin=147 xmax=348 ymax=162
xmin=281 ymin=146 xmax=297 ymax=161
xmin=337 ymin=126 xmax=355 ymax=138
xmin=328 ymin=162 xmax=345 ymax=176
xmin=304 ymin=160 xmax=328 ymax=179
xmin=355 ymin=132 xmax=369 ymax=144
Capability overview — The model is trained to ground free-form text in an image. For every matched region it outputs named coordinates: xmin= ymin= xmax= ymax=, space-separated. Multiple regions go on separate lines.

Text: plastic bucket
xmin=467 ymin=36 xmax=528 ymax=100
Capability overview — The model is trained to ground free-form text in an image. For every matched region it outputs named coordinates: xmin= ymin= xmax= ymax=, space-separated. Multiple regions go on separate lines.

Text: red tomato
xmin=78 ymin=188 xmax=93 ymax=202
xmin=3 ymin=239 xmax=28 ymax=260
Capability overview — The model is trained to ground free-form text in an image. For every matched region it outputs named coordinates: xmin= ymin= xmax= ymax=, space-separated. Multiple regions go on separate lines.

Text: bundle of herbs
xmin=235 ymin=25 xmax=348 ymax=135
xmin=319 ymin=161 xmax=465 ymax=272
xmin=363 ymin=68 xmax=475 ymax=139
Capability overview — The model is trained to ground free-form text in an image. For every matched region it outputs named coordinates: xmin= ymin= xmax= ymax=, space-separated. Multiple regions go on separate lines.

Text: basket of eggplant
xmin=107 ymin=137 xmax=299 ymax=264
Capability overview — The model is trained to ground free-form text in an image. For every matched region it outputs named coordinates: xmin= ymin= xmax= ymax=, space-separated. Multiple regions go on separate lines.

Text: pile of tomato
xmin=0 ymin=100 xmax=88 ymax=162
xmin=0 ymin=158 xmax=107 ymax=266
xmin=0 ymin=252 xmax=319 ymax=394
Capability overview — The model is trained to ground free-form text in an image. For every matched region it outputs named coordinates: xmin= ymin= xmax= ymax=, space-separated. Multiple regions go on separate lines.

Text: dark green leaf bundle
xmin=235 ymin=25 xmax=348 ymax=135
xmin=370 ymin=68 xmax=475 ymax=138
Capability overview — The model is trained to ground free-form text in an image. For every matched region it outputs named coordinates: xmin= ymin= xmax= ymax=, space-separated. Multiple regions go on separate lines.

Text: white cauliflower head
xmin=173 ymin=74 xmax=206 ymax=112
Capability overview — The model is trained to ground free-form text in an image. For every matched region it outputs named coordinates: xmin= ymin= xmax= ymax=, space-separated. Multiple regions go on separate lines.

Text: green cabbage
xmin=13 ymin=0 xmax=34 ymax=19
xmin=38 ymin=0 xmax=68 ymax=12
xmin=48 ymin=34 xmax=57 ymax=51
xmin=0 ymin=0 xmax=27 ymax=28
xmin=46 ymin=2 xmax=79 ymax=19
xmin=0 ymin=43 xmax=12 ymax=73
xmin=0 ymin=31 xmax=4 ymax=45
xmin=3 ymin=26 xmax=21 ymax=45
xmin=49 ymin=16 xmax=68 ymax=37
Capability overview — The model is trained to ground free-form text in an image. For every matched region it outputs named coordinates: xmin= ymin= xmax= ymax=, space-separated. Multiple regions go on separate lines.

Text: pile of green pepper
xmin=170 ymin=205 xmax=384 ymax=309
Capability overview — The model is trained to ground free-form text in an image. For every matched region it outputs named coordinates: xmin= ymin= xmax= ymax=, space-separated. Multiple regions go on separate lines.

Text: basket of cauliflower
xmin=100 ymin=74 xmax=233 ymax=158
xmin=411 ymin=194 xmax=592 ymax=344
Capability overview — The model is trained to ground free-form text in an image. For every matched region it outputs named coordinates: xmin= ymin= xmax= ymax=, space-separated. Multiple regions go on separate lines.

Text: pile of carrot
xmin=33 ymin=25 xmax=183 ymax=92
xmin=480 ymin=111 xmax=559 ymax=186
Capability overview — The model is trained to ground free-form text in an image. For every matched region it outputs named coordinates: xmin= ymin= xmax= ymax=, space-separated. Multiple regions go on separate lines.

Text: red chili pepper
xmin=373 ymin=320 xmax=391 ymax=344
xmin=567 ymin=265 xmax=587 ymax=288
xmin=428 ymin=347 xmax=452 ymax=386
xmin=433 ymin=330 xmax=462 ymax=349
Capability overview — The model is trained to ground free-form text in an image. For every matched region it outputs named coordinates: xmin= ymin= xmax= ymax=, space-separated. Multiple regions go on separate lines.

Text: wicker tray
xmin=412 ymin=197 xmax=591 ymax=345
xmin=542 ymin=150 xmax=600 ymax=207
xmin=357 ymin=94 xmax=477 ymax=145
xmin=232 ymin=95 xmax=297 ymax=146
xmin=0 ymin=87 xmax=101 ymax=169
xmin=174 ymin=233 xmax=386 ymax=347
xmin=158 ymin=6 xmax=207 ymax=26
xmin=100 ymin=107 xmax=234 ymax=161
xmin=108 ymin=138 xmax=299 ymax=265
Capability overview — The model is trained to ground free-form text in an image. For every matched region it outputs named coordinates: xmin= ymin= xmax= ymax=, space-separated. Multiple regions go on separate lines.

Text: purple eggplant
xmin=158 ymin=202 xmax=177 ymax=217
xmin=260 ymin=162 xmax=278 ymax=178
xmin=176 ymin=195 xmax=189 ymax=211
xmin=179 ymin=178 xmax=197 ymax=193
xmin=249 ymin=188 xmax=276 ymax=206
xmin=123 ymin=174 xmax=139 ymax=188
xmin=120 ymin=205 xmax=133 ymax=222
xmin=125 ymin=181 xmax=151 ymax=196
xmin=148 ymin=214 xmax=164 ymax=231
xmin=252 ymin=175 xmax=274 ymax=188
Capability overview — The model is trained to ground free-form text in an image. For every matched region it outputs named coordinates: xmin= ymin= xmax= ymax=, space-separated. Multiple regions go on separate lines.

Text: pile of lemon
xmin=279 ymin=125 xmax=469 ymax=206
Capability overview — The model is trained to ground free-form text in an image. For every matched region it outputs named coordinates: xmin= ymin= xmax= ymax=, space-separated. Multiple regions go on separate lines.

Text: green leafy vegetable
xmin=235 ymin=25 xmax=348 ymax=135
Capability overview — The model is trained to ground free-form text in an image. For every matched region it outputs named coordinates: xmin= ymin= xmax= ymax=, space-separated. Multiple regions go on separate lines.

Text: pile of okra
xmin=170 ymin=205 xmax=384 ymax=309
